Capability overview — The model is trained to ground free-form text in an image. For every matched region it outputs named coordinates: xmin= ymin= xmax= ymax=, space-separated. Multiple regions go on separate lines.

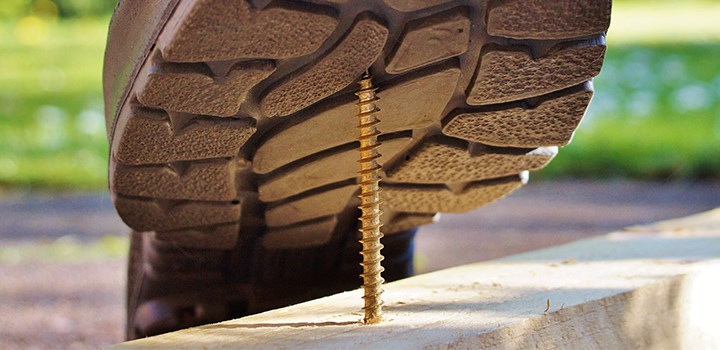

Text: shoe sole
xmin=108 ymin=0 xmax=611 ymax=338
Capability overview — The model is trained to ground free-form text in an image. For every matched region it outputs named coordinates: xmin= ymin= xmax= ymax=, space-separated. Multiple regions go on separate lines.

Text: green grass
xmin=0 ymin=6 xmax=719 ymax=191
xmin=0 ymin=18 xmax=108 ymax=190
xmin=540 ymin=42 xmax=720 ymax=180
xmin=542 ymin=116 xmax=720 ymax=180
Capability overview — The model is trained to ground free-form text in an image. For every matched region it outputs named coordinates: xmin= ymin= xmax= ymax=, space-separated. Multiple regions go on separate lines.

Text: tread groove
xmin=107 ymin=0 xmax=610 ymax=337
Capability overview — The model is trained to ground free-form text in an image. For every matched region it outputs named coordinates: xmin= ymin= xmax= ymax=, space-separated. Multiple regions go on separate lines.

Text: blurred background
xmin=1 ymin=0 xmax=719 ymax=349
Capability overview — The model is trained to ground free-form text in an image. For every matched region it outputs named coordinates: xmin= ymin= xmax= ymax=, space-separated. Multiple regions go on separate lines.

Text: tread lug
xmin=160 ymin=0 xmax=339 ymax=62
xmin=384 ymin=176 xmax=525 ymax=213
xmin=467 ymin=41 xmax=605 ymax=105
xmin=386 ymin=9 xmax=470 ymax=74
xmin=112 ymin=159 xmax=239 ymax=201
xmin=138 ymin=61 xmax=274 ymax=116
xmin=487 ymin=0 xmax=612 ymax=40
xmin=261 ymin=17 xmax=388 ymax=118
xmin=259 ymin=137 xmax=413 ymax=202
xmin=446 ymin=85 xmax=593 ymax=147
xmin=254 ymin=66 xmax=460 ymax=173
xmin=115 ymin=109 xmax=256 ymax=165
xmin=265 ymin=185 xmax=356 ymax=227
xmin=115 ymin=196 xmax=242 ymax=232
xmin=386 ymin=139 xmax=556 ymax=184
xmin=261 ymin=217 xmax=338 ymax=250
xmin=153 ymin=224 xmax=241 ymax=250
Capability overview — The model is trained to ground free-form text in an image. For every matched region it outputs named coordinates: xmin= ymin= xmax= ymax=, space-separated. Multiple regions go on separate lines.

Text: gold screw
xmin=355 ymin=72 xmax=385 ymax=325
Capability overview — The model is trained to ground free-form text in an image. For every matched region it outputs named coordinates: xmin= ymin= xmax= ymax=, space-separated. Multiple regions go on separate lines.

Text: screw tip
xmin=363 ymin=315 xmax=383 ymax=325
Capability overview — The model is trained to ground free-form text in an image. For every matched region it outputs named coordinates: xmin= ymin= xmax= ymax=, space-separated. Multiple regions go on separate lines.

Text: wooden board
xmin=109 ymin=209 xmax=720 ymax=349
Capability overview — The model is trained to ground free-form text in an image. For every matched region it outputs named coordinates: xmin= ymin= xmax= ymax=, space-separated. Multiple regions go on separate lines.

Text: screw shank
xmin=355 ymin=75 xmax=385 ymax=324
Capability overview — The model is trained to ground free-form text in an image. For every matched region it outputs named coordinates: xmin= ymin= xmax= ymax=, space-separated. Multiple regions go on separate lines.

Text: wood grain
xmin=109 ymin=209 xmax=720 ymax=349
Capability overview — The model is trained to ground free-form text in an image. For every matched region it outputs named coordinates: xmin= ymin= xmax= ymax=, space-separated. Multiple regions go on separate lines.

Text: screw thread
xmin=355 ymin=73 xmax=384 ymax=325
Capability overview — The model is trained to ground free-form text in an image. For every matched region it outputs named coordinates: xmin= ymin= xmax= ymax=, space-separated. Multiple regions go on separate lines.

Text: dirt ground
xmin=1 ymin=261 xmax=125 ymax=349
xmin=1 ymin=180 xmax=718 ymax=349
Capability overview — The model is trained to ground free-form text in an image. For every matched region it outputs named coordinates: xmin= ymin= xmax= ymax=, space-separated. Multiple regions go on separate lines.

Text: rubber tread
xmin=107 ymin=0 xmax=611 ymax=339
xmin=254 ymin=66 xmax=460 ymax=174
xmin=262 ymin=216 xmax=339 ymax=250
xmin=265 ymin=185 xmax=357 ymax=227
xmin=383 ymin=176 xmax=524 ymax=213
xmin=159 ymin=0 xmax=339 ymax=62
xmin=114 ymin=196 xmax=241 ymax=232
xmin=386 ymin=139 xmax=556 ymax=184
xmin=115 ymin=108 xmax=256 ymax=165
xmin=446 ymin=84 xmax=593 ymax=147
xmin=385 ymin=9 xmax=470 ymax=74
xmin=383 ymin=0 xmax=453 ymax=12
xmin=138 ymin=61 xmax=275 ymax=117
xmin=467 ymin=41 xmax=606 ymax=105
xmin=152 ymin=223 xmax=240 ymax=250
xmin=258 ymin=137 xmax=413 ymax=202
xmin=260 ymin=17 xmax=389 ymax=117
xmin=486 ymin=0 xmax=612 ymax=40
xmin=382 ymin=213 xmax=436 ymax=234
xmin=113 ymin=159 xmax=238 ymax=201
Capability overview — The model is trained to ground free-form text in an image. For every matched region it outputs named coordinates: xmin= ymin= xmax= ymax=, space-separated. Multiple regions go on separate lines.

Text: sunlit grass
xmin=608 ymin=2 xmax=720 ymax=44
xmin=539 ymin=42 xmax=720 ymax=180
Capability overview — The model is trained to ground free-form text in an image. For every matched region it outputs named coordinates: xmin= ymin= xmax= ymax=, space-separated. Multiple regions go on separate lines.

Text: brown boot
xmin=103 ymin=0 xmax=611 ymax=339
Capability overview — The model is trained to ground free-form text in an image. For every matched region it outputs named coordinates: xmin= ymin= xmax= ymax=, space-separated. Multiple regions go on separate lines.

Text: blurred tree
xmin=0 ymin=0 xmax=32 ymax=20
xmin=53 ymin=0 xmax=115 ymax=18
xmin=0 ymin=0 xmax=115 ymax=20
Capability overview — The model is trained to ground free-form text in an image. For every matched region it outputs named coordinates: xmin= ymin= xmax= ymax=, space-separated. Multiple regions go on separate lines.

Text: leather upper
xmin=103 ymin=0 xmax=179 ymax=139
